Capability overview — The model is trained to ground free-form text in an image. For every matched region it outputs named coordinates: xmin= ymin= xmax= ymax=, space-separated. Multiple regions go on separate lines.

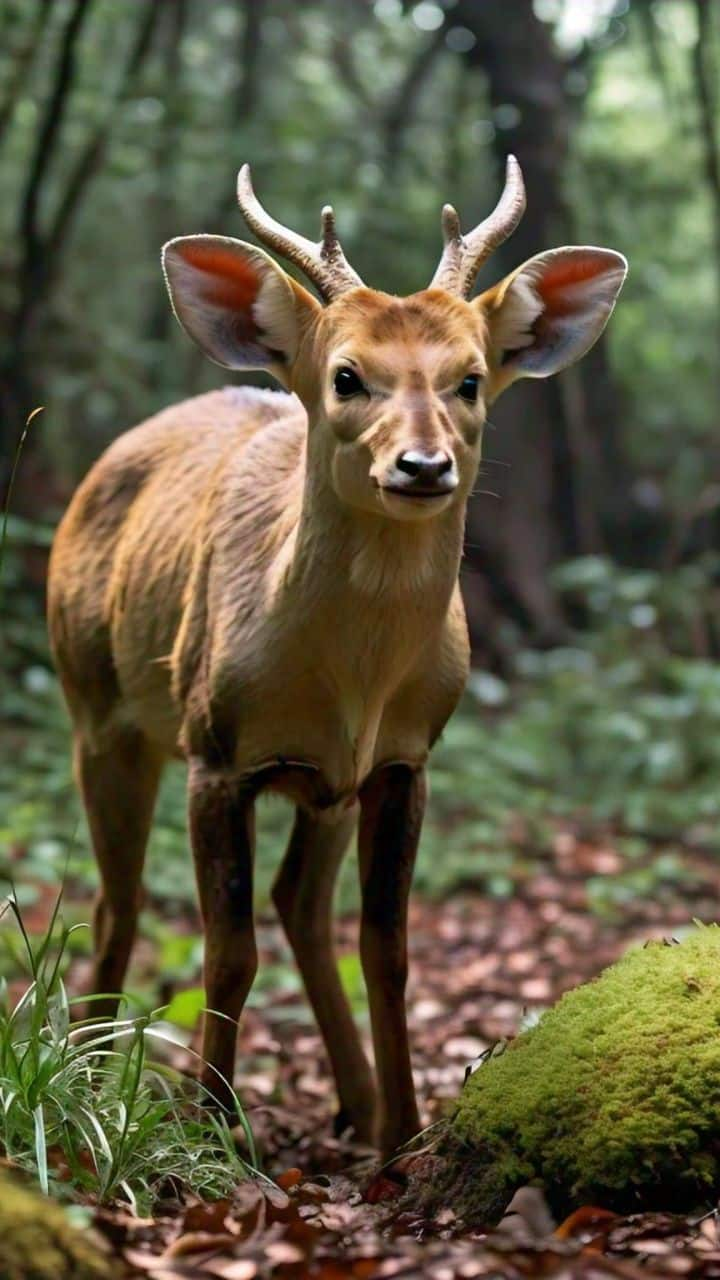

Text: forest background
xmin=2 ymin=0 xmax=720 ymax=1065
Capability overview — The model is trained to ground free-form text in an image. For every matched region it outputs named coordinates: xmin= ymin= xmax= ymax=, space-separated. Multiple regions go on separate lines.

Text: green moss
xmin=446 ymin=926 xmax=720 ymax=1222
xmin=0 ymin=1173 xmax=115 ymax=1279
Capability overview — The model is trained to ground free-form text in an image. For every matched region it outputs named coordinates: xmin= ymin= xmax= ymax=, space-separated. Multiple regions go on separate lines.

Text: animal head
xmin=163 ymin=160 xmax=626 ymax=524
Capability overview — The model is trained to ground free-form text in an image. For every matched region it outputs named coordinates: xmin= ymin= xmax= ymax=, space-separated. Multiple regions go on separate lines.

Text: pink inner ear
xmin=536 ymin=252 xmax=610 ymax=315
xmin=177 ymin=242 xmax=261 ymax=312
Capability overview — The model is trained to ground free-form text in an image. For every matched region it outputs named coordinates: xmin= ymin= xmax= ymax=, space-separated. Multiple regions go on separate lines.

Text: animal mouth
xmin=381 ymin=486 xmax=452 ymax=500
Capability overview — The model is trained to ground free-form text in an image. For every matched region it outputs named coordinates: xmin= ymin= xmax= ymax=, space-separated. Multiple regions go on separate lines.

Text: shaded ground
xmin=17 ymin=821 xmax=720 ymax=1278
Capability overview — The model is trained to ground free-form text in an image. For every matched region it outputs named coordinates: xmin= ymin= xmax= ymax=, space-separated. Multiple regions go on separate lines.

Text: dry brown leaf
xmin=182 ymin=1199 xmax=235 ymax=1236
xmin=201 ymin=1263 xmax=259 ymax=1280
xmin=164 ymin=1229 xmax=239 ymax=1258
xmin=361 ymin=1174 xmax=404 ymax=1206
xmin=122 ymin=1247 xmax=165 ymax=1272
xmin=555 ymin=1206 xmax=618 ymax=1243
xmin=264 ymin=1240 xmax=306 ymax=1265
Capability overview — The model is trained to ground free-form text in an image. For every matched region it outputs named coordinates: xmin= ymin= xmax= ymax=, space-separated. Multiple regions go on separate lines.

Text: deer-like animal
xmin=48 ymin=158 xmax=626 ymax=1157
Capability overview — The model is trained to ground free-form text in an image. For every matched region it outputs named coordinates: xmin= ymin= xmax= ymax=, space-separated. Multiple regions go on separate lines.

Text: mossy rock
xmin=441 ymin=926 xmax=720 ymax=1223
xmin=0 ymin=1172 xmax=116 ymax=1280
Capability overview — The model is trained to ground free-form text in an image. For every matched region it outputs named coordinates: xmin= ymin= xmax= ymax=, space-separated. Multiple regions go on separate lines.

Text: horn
xmin=429 ymin=156 xmax=526 ymax=297
xmin=237 ymin=164 xmax=364 ymax=302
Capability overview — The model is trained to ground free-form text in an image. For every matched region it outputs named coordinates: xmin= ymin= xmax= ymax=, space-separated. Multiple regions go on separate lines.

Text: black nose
xmin=395 ymin=449 xmax=453 ymax=484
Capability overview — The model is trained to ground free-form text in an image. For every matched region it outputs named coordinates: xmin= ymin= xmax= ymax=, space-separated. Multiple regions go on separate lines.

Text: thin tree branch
xmin=381 ymin=23 xmax=447 ymax=169
xmin=18 ymin=0 xmax=91 ymax=270
xmin=692 ymin=0 xmax=720 ymax=362
xmin=211 ymin=0 xmax=265 ymax=225
xmin=144 ymin=0 xmax=190 ymax=352
xmin=331 ymin=33 xmax=373 ymax=114
xmin=45 ymin=0 xmax=162 ymax=261
xmin=0 ymin=0 xmax=53 ymax=147
xmin=635 ymin=0 xmax=674 ymax=112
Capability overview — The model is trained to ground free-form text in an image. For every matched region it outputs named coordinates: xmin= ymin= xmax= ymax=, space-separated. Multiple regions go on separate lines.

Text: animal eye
xmin=334 ymin=367 xmax=366 ymax=399
xmin=456 ymin=374 xmax=480 ymax=403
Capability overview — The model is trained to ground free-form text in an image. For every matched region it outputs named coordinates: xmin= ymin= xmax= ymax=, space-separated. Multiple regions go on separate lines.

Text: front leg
xmin=188 ymin=758 xmax=257 ymax=1110
xmin=358 ymin=764 xmax=424 ymax=1157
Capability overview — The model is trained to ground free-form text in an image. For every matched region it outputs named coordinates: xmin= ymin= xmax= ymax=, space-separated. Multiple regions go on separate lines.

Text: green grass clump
xmin=446 ymin=925 xmax=720 ymax=1221
xmin=0 ymin=893 xmax=254 ymax=1212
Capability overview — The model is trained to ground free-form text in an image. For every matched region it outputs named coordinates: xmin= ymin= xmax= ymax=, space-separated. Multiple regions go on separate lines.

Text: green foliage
xmin=0 ymin=893 xmax=255 ymax=1212
xmin=417 ymin=553 xmax=720 ymax=900
xmin=447 ymin=925 xmax=720 ymax=1220
xmin=337 ymin=952 xmax=368 ymax=1016
xmin=574 ymin=3 xmax=719 ymax=466
xmin=1 ymin=0 xmax=716 ymax=526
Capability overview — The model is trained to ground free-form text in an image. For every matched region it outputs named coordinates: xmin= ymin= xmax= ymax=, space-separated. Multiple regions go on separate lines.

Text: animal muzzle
xmin=383 ymin=447 xmax=458 ymax=498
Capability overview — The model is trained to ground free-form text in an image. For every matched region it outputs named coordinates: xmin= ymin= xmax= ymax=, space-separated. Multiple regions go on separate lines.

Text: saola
xmin=48 ymin=158 xmax=626 ymax=1156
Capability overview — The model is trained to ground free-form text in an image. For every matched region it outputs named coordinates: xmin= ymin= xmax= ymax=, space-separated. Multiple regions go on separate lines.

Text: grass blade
xmin=33 ymin=1104 xmax=48 ymax=1194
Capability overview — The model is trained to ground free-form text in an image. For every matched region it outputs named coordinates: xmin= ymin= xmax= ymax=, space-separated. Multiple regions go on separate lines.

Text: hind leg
xmin=187 ymin=760 xmax=258 ymax=1109
xmin=74 ymin=729 xmax=165 ymax=1020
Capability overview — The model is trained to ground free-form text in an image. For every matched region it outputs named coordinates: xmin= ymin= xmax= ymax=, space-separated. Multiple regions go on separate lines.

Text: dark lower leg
xmin=75 ymin=731 xmax=164 ymax=1021
xmin=359 ymin=765 xmax=424 ymax=1157
xmin=188 ymin=759 xmax=257 ymax=1109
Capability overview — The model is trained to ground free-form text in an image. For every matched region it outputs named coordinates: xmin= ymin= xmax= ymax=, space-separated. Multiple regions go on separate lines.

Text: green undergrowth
xmin=0 ymin=891 xmax=255 ymax=1212
xmin=442 ymin=924 xmax=720 ymax=1222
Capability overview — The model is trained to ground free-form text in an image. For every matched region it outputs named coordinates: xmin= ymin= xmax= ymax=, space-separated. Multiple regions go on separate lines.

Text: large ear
xmin=162 ymin=235 xmax=320 ymax=385
xmin=477 ymin=247 xmax=627 ymax=401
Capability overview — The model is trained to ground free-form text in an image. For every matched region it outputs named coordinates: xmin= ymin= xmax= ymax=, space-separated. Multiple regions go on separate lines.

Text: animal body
xmin=48 ymin=159 xmax=626 ymax=1156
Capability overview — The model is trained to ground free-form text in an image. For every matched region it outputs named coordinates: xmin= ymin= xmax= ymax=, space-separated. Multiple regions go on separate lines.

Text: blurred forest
xmin=2 ymin=0 xmax=720 ymax=658
xmin=4 ymin=0 xmax=720 ymax=913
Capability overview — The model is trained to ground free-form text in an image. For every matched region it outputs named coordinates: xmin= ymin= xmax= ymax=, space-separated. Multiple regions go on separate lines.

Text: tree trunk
xmin=1 ymin=0 xmax=92 ymax=496
xmin=449 ymin=1 xmax=625 ymax=660
xmin=692 ymin=0 xmax=720 ymax=386
xmin=144 ymin=0 xmax=191 ymax=358
xmin=1 ymin=0 xmax=161 ymax=508
xmin=0 ymin=0 xmax=53 ymax=148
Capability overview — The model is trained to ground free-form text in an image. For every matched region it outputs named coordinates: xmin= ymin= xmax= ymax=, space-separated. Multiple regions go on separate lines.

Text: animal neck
xmin=286 ymin=453 xmax=466 ymax=615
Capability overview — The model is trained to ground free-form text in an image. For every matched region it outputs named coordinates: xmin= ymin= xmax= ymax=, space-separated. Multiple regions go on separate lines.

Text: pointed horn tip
xmin=237 ymin=163 xmax=254 ymax=196
xmin=441 ymin=202 xmax=460 ymax=230
xmin=505 ymin=154 xmax=526 ymax=203
xmin=321 ymin=204 xmax=336 ymax=232
xmin=320 ymin=205 xmax=338 ymax=249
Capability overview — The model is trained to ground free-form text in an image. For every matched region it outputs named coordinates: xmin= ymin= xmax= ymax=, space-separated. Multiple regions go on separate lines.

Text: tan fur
xmin=50 ymin=298 xmax=482 ymax=794
xmin=48 ymin=238 xmax=625 ymax=1156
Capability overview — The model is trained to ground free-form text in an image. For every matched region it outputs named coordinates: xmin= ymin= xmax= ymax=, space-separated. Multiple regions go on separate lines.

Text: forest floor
xmin=7 ymin=574 xmax=720 ymax=1276
xmin=14 ymin=819 xmax=720 ymax=1280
